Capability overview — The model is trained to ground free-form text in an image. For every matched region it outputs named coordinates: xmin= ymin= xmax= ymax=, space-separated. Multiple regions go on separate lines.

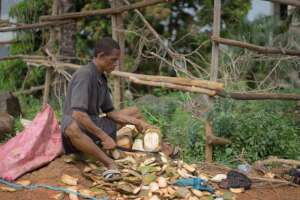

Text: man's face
xmin=96 ymin=49 xmax=121 ymax=73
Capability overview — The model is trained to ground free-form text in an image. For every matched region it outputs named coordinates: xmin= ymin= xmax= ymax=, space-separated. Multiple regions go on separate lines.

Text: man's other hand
xmin=102 ymin=136 xmax=117 ymax=150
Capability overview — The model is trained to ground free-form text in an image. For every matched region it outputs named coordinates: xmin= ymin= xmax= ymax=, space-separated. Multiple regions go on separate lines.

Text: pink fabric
xmin=0 ymin=104 xmax=63 ymax=181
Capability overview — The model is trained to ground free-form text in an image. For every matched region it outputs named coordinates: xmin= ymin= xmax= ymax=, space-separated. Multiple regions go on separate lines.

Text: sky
xmin=247 ymin=0 xmax=273 ymax=21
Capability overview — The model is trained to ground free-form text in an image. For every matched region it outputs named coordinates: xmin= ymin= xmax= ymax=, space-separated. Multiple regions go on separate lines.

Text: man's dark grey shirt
xmin=61 ymin=62 xmax=114 ymax=132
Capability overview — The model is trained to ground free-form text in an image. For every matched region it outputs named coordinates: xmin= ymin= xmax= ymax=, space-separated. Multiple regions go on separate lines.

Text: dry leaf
xmin=61 ymin=174 xmax=78 ymax=186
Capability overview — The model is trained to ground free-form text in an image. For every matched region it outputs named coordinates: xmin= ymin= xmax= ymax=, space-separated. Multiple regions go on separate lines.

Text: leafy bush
xmin=212 ymin=98 xmax=300 ymax=163
xmin=138 ymin=91 xmax=300 ymax=165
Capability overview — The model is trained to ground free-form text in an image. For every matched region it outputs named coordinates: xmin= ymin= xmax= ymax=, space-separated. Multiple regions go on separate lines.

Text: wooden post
xmin=110 ymin=0 xmax=125 ymax=109
xmin=42 ymin=0 xmax=59 ymax=107
xmin=205 ymin=0 xmax=222 ymax=162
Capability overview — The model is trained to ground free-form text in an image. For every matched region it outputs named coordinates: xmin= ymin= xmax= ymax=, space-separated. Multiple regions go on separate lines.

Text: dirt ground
xmin=0 ymin=156 xmax=299 ymax=200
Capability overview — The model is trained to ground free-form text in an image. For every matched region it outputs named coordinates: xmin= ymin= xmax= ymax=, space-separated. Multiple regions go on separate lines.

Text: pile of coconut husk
xmin=59 ymin=148 xmax=242 ymax=200
xmin=53 ymin=125 xmax=246 ymax=200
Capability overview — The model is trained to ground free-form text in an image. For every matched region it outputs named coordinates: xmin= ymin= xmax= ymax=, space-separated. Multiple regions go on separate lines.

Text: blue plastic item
xmin=175 ymin=178 xmax=214 ymax=193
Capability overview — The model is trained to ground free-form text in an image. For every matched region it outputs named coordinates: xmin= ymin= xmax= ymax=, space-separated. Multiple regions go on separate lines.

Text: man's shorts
xmin=62 ymin=117 xmax=117 ymax=154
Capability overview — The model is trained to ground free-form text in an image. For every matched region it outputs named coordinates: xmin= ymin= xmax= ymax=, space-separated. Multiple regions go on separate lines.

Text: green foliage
xmin=212 ymin=98 xmax=300 ymax=163
xmin=139 ymin=91 xmax=300 ymax=166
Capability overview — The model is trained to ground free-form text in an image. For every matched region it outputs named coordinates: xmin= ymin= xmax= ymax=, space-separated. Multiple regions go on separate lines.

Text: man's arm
xmin=106 ymin=111 xmax=151 ymax=132
xmin=72 ymin=110 xmax=116 ymax=149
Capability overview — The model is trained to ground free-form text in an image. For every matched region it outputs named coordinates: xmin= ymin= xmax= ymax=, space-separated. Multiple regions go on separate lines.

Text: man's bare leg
xmin=65 ymin=121 xmax=116 ymax=169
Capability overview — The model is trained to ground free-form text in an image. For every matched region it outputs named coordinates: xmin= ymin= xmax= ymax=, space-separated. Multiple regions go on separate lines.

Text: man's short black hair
xmin=94 ymin=37 xmax=120 ymax=57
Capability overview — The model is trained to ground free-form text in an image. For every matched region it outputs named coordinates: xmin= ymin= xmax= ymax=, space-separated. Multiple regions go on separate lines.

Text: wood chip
xmin=88 ymin=163 xmax=98 ymax=170
xmin=157 ymin=177 xmax=167 ymax=188
xmin=149 ymin=195 xmax=161 ymax=200
xmin=150 ymin=182 xmax=160 ymax=192
xmin=177 ymin=168 xmax=193 ymax=178
xmin=211 ymin=174 xmax=227 ymax=182
xmin=67 ymin=186 xmax=79 ymax=200
xmin=167 ymin=186 xmax=176 ymax=195
xmin=52 ymin=193 xmax=65 ymax=200
xmin=79 ymin=189 xmax=95 ymax=197
xmin=63 ymin=154 xmax=77 ymax=163
xmin=230 ymin=188 xmax=245 ymax=193
xmin=16 ymin=180 xmax=31 ymax=186
xmin=132 ymin=139 xmax=144 ymax=151
xmin=83 ymin=166 xmax=92 ymax=173
xmin=0 ymin=185 xmax=17 ymax=192
xmin=61 ymin=174 xmax=78 ymax=186
xmin=143 ymin=129 xmax=161 ymax=152
xmin=143 ymin=157 xmax=156 ymax=165
xmin=191 ymin=189 xmax=204 ymax=197
xmin=175 ymin=187 xmax=191 ymax=198
xmin=183 ymin=162 xmax=196 ymax=173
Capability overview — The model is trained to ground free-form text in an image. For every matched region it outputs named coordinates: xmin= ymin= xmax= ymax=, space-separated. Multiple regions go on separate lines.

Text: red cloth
xmin=0 ymin=105 xmax=63 ymax=181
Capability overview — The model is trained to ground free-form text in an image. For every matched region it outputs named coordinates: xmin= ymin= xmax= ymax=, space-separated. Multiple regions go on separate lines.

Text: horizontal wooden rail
xmin=4 ymin=57 xmax=300 ymax=101
xmin=217 ymin=90 xmax=300 ymax=100
xmin=0 ymin=20 xmax=71 ymax=33
xmin=212 ymin=36 xmax=300 ymax=57
xmin=40 ymin=0 xmax=172 ymax=22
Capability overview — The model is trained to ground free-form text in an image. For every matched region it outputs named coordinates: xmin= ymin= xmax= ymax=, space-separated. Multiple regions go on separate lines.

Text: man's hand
xmin=102 ymin=135 xmax=117 ymax=150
